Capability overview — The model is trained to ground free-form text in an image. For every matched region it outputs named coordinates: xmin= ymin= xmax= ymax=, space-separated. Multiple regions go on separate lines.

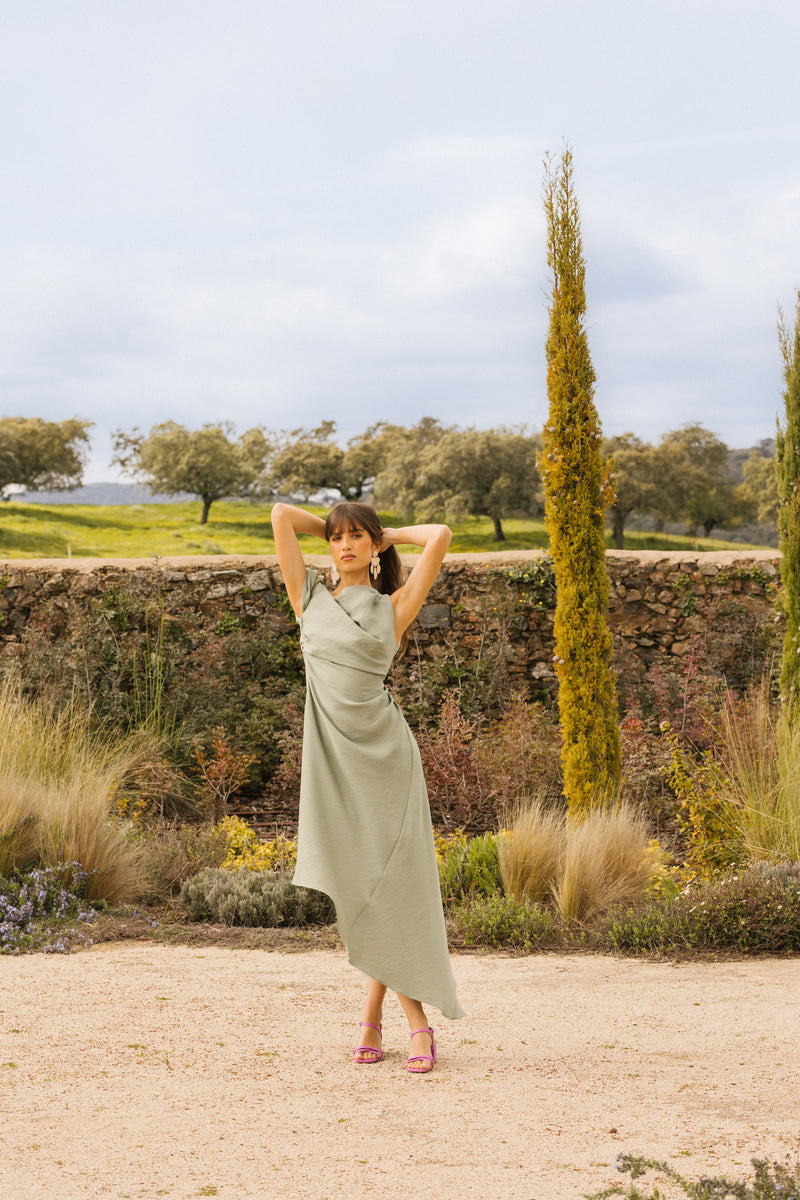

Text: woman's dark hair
xmin=324 ymin=501 xmax=404 ymax=596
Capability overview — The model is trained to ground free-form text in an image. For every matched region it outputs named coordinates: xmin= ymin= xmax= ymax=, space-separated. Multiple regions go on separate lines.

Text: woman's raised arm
xmin=382 ymin=524 xmax=452 ymax=640
xmin=271 ymin=503 xmax=327 ymax=618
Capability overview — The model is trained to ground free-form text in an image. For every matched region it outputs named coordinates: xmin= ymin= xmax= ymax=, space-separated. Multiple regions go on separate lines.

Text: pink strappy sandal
xmin=352 ymin=1022 xmax=383 ymax=1064
xmin=405 ymin=1027 xmax=437 ymax=1074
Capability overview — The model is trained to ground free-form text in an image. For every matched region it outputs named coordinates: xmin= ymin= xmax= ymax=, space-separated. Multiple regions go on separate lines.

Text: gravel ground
xmin=1 ymin=945 xmax=798 ymax=1200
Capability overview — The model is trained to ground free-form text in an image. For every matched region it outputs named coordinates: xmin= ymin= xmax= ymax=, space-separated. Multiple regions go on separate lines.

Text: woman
xmin=271 ymin=499 xmax=464 ymax=1074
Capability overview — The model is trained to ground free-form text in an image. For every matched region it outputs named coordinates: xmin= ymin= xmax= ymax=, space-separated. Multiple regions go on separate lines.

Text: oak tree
xmin=111 ymin=421 xmax=271 ymax=524
xmin=0 ymin=416 xmax=92 ymax=499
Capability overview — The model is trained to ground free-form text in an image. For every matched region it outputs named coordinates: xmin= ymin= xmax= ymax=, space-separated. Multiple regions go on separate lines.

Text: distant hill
xmin=11 ymin=482 xmax=192 ymax=505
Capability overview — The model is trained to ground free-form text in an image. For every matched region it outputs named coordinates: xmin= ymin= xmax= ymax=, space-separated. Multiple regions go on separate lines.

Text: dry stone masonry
xmin=0 ymin=550 xmax=782 ymax=690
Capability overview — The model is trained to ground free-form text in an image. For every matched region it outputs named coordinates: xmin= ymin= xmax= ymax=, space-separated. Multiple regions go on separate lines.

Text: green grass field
xmin=0 ymin=498 xmax=773 ymax=559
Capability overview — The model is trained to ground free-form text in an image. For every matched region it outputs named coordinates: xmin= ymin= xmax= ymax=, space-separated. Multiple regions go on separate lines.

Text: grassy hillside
xmin=0 ymin=498 xmax=774 ymax=559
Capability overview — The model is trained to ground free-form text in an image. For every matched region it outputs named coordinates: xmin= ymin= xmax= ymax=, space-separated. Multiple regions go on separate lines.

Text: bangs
xmin=324 ymin=502 xmax=380 ymax=540
xmin=325 ymin=514 xmax=366 ymax=537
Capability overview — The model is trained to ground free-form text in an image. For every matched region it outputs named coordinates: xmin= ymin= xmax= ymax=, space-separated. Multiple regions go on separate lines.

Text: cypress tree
xmin=540 ymin=146 xmax=621 ymax=814
xmin=777 ymin=291 xmax=800 ymax=711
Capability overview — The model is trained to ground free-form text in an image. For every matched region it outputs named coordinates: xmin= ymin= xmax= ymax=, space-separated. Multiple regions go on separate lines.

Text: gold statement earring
xmin=370 ymin=550 xmax=381 ymax=579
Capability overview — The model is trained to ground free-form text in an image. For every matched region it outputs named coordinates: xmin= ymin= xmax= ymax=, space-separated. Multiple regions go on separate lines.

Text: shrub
xmin=618 ymin=712 xmax=677 ymax=836
xmin=449 ymin=893 xmax=557 ymax=950
xmin=676 ymin=862 xmax=800 ymax=952
xmin=191 ymin=728 xmax=257 ymax=824
xmin=661 ymin=721 xmax=742 ymax=879
xmin=180 ymin=867 xmax=334 ymax=927
xmin=586 ymin=1151 xmax=800 ymax=1199
xmin=433 ymin=827 xmax=469 ymax=861
xmin=438 ymin=832 xmax=503 ymax=904
xmin=12 ymin=584 xmax=306 ymax=809
xmin=473 ymin=700 xmax=562 ymax=811
xmin=217 ymin=816 xmax=297 ymax=875
xmin=133 ymin=820 xmax=229 ymax=903
xmin=604 ymin=862 xmax=800 ymax=954
xmin=499 ymin=798 xmax=564 ymax=904
xmin=417 ymin=692 xmax=485 ymax=829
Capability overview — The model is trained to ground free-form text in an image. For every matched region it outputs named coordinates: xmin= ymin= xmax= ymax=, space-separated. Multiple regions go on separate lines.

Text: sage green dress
xmin=292 ymin=568 xmax=464 ymax=1020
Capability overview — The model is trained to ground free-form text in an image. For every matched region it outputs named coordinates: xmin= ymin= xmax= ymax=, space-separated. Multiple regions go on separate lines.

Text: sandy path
xmin=0 ymin=946 xmax=798 ymax=1200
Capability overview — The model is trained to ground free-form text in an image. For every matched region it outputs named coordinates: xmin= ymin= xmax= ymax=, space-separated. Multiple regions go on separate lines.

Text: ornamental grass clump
xmin=0 ymin=680 xmax=144 ymax=902
xmin=498 ymin=796 xmax=657 ymax=925
xmin=553 ymin=803 xmax=655 ymax=925
xmin=499 ymin=798 xmax=563 ymax=905
xmin=717 ymin=683 xmax=800 ymax=864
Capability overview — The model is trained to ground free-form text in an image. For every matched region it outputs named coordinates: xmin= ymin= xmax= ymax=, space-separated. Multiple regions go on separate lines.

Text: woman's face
xmin=328 ymin=522 xmax=379 ymax=578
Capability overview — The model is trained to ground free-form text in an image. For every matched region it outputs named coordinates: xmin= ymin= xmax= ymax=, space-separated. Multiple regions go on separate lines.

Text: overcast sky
xmin=2 ymin=0 xmax=799 ymax=480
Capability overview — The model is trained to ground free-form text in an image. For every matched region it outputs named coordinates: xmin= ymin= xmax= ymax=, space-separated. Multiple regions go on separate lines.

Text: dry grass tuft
xmin=499 ymin=793 xmax=656 ymax=925
xmin=0 ymin=679 xmax=145 ymax=901
xmin=553 ymin=803 xmax=654 ymax=925
xmin=0 ymin=770 xmax=41 ymax=877
xmin=718 ymin=681 xmax=800 ymax=864
xmin=499 ymin=797 xmax=564 ymax=904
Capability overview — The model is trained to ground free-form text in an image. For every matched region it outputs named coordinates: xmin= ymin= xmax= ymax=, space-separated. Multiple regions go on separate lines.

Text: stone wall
xmin=0 ymin=549 xmax=783 ymax=691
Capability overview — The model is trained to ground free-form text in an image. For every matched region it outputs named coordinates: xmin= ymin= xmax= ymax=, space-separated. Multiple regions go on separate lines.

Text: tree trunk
xmin=492 ymin=515 xmax=505 ymax=541
xmin=200 ymin=497 xmax=212 ymax=525
xmin=612 ymin=509 xmax=625 ymax=550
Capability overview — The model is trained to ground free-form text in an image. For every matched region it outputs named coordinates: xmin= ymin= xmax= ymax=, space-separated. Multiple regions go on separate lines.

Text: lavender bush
xmin=0 ymin=863 xmax=97 ymax=953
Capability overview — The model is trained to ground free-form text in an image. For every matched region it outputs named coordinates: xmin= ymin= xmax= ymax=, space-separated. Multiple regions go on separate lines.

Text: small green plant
xmin=449 ymin=893 xmax=556 ymax=950
xmin=585 ymin=1150 xmax=800 ymax=1198
xmin=670 ymin=571 xmax=697 ymax=615
xmin=214 ymin=612 xmax=241 ymax=636
xmin=180 ymin=867 xmax=334 ymax=927
xmin=716 ymin=563 xmax=775 ymax=590
xmin=438 ymin=832 xmax=503 ymax=904
xmin=498 ymin=555 xmax=556 ymax=610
